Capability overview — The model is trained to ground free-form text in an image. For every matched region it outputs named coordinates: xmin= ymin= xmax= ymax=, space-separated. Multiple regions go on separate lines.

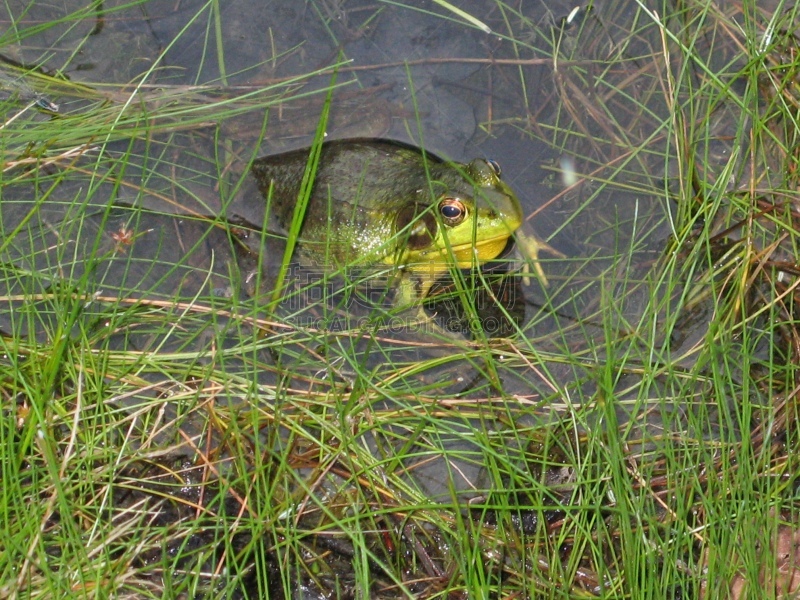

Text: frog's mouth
xmin=449 ymin=234 xmax=512 ymax=267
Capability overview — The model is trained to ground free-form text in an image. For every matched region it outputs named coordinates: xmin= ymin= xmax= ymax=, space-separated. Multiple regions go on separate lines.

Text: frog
xmin=251 ymin=139 xmax=546 ymax=312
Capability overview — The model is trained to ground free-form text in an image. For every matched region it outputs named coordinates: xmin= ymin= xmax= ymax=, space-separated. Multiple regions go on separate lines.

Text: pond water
xmin=1 ymin=0 xmax=674 ymax=363
xmin=2 ymin=0 xmax=783 ymax=596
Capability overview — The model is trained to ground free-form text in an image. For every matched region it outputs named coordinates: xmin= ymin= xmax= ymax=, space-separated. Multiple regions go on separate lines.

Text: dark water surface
xmin=2 ymin=0 xmax=775 ymax=596
xmin=0 ymin=0 xmax=719 ymax=482
xmin=1 ymin=0 xmax=672 ymax=346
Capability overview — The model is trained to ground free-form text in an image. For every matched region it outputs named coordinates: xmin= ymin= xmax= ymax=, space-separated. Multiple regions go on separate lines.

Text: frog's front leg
xmin=387 ymin=272 xmax=461 ymax=337
xmin=514 ymin=225 xmax=564 ymax=286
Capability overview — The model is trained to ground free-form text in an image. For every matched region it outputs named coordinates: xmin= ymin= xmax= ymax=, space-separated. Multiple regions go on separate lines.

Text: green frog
xmin=251 ymin=139 xmax=541 ymax=308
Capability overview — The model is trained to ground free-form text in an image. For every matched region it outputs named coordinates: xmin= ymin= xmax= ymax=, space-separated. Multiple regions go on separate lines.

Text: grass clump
xmin=2 ymin=0 xmax=800 ymax=598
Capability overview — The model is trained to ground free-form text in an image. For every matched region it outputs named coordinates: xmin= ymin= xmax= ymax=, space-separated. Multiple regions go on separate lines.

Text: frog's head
xmin=390 ymin=158 xmax=523 ymax=275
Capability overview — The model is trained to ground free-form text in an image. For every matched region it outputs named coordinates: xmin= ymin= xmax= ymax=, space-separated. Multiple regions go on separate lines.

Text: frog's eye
xmin=486 ymin=159 xmax=502 ymax=177
xmin=439 ymin=198 xmax=467 ymax=226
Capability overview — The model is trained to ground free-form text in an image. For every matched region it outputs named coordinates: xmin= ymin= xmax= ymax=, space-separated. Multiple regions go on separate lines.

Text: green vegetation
xmin=1 ymin=0 xmax=800 ymax=598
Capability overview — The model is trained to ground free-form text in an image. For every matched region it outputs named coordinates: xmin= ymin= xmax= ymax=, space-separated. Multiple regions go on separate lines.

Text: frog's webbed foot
xmin=514 ymin=226 xmax=564 ymax=287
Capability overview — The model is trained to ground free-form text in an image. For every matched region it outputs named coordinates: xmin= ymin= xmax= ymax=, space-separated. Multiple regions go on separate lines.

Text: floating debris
xmin=0 ymin=62 xmax=60 ymax=113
